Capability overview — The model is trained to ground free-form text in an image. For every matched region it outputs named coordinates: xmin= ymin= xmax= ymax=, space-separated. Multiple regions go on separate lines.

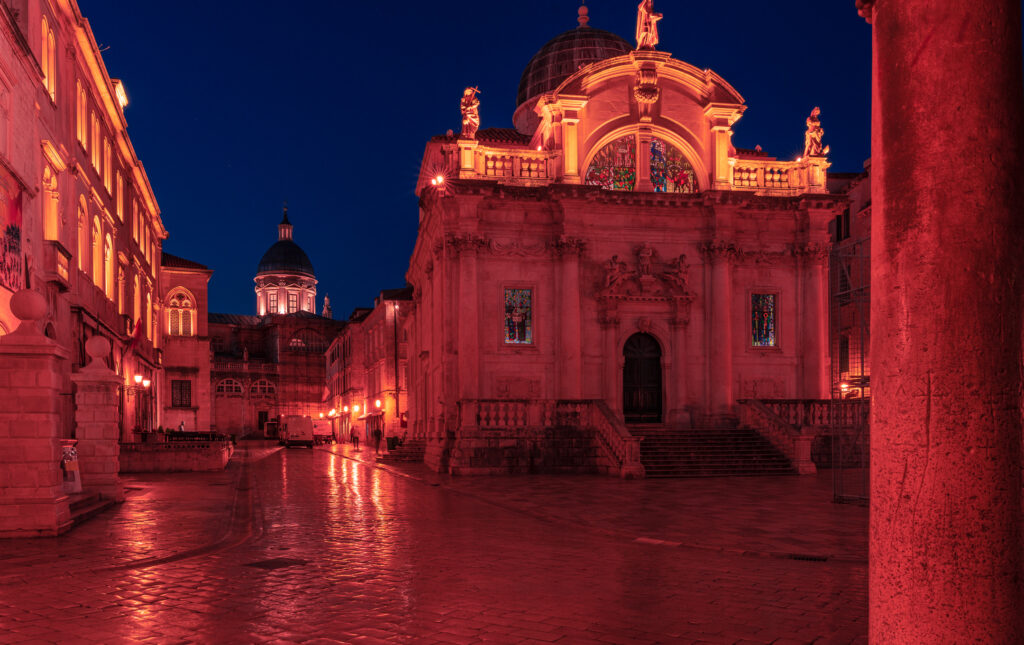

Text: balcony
xmin=43 ymin=241 xmax=72 ymax=291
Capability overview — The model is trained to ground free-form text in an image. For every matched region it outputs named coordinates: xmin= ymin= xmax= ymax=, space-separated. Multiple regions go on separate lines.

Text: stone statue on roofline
xmin=460 ymin=87 xmax=481 ymax=139
xmin=803 ymin=107 xmax=831 ymax=158
xmin=635 ymin=0 xmax=663 ymax=50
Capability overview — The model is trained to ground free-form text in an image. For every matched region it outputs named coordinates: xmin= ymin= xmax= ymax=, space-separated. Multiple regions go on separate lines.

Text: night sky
xmin=80 ymin=0 xmax=876 ymax=319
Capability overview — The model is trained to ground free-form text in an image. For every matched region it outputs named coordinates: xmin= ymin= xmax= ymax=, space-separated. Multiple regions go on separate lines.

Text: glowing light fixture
xmin=134 ymin=374 xmax=143 ymax=385
xmin=375 ymin=399 xmax=381 ymax=409
xmin=329 ymin=408 xmax=337 ymax=417
xmin=319 ymin=412 xmax=325 ymax=418
xmin=142 ymin=379 xmax=151 ymax=388
xmin=113 ymin=80 xmax=128 ymax=109
xmin=840 ymin=382 xmax=850 ymax=392
xmin=343 ymin=405 xmax=349 ymax=413
xmin=536 ymin=146 xmax=542 ymax=151
xmin=353 ymin=404 xmax=360 ymax=413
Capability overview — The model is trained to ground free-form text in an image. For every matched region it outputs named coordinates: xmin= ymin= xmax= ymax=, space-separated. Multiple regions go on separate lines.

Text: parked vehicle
xmin=280 ymin=415 xmax=314 ymax=448
xmin=312 ymin=420 xmax=334 ymax=445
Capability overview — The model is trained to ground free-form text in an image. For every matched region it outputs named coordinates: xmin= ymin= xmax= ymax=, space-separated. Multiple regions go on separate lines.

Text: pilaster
xmin=71 ymin=336 xmax=125 ymax=502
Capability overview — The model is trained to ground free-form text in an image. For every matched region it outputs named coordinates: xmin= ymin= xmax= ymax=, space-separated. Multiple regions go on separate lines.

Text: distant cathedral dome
xmin=514 ymin=6 xmax=631 ymax=133
xmin=256 ymin=210 xmax=315 ymax=278
xmin=254 ymin=208 xmax=318 ymax=316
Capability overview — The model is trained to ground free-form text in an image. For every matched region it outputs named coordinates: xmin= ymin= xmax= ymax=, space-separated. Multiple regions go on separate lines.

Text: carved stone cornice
xmin=855 ymin=0 xmax=874 ymax=24
xmin=487 ymin=238 xmax=548 ymax=257
xmin=791 ymin=242 xmax=832 ymax=264
xmin=700 ymin=240 xmax=738 ymax=263
xmin=739 ymin=249 xmax=789 ymax=266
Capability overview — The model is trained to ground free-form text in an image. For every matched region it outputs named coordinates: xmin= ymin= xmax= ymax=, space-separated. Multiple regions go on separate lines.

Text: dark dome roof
xmin=516 ymin=26 xmax=632 ymax=108
xmin=256 ymin=239 xmax=315 ymax=278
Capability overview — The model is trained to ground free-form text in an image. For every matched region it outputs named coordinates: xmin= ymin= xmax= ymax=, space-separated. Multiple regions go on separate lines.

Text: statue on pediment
xmin=635 ymin=0 xmax=663 ymax=50
xmin=460 ymin=87 xmax=481 ymax=140
xmin=803 ymin=107 xmax=830 ymax=158
xmin=603 ymin=255 xmax=628 ymax=288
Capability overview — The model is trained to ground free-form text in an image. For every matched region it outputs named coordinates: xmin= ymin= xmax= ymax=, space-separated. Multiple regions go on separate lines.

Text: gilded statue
xmin=803 ymin=107 xmax=830 ymax=158
xmin=460 ymin=87 xmax=481 ymax=140
xmin=635 ymin=0 xmax=663 ymax=50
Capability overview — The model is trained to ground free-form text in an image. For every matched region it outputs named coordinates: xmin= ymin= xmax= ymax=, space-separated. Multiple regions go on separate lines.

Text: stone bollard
xmin=0 ymin=289 xmax=73 ymax=537
xmin=71 ymin=336 xmax=125 ymax=503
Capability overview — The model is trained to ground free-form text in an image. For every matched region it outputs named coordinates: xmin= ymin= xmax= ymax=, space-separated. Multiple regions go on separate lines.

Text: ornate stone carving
xmin=460 ymin=87 xmax=480 ymax=140
xmin=803 ymin=107 xmax=830 ymax=158
xmin=855 ymin=0 xmax=874 ymax=23
xmin=444 ymin=233 xmax=486 ymax=258
xmin=700 ymin=240 xmax=738 ymax=263
xmin=635 ymin=0 xmax=663 ymax=50
xmin=597 ymin=246 xmax=692 ymax=302
xmin=488 ymin=238 xmax=548 ymax=257
xmin=636 ymin=317 xmax=652 ymax=333
xmin=552 ymin=236 xmax=586 ymax=257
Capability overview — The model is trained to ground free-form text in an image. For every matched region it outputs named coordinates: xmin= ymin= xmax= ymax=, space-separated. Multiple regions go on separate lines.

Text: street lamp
xmin=125 ymin=374 xmax=152 ymax=438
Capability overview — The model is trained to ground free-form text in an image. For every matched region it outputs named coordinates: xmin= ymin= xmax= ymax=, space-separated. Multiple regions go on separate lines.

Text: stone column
xmin=455 ymin=236 xmax=480 ymax=401
xmin=668 ymin=299 xmax=691 ymax=426
xmin=557 ymin=238 xmax=584 ymax=400
xmin=702 ymin=241 xmax=735 ymax=416
xmin=862 ymin=0 xmax=1024 ymax=641
xmin=0 ymin=290 xmax=72 ymax=537
xmin=72 ymin=337 xmax=125 ymax=502
xmin=600 ymin=306 xmax=620 ymax=413
xmin=636 ymin=129 xmax=654 ymax=192
xmin=798 ymin=243 xmax=829 ymax=399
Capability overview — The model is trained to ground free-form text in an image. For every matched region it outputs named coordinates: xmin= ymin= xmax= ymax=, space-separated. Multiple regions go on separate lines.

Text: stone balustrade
xmin=729 ymin=156 xmax=830 ymax=196
xmin=737 ymin=399 xmax=817 ymax=475
xmin=759 ymin=398 xmax=868 ymax=430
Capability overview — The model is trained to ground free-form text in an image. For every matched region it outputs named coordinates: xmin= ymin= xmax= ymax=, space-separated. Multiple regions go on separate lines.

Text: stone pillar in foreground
xmin=0 ymin=290 xmax=72 ymax=537
xmin=72 ymin=337 xmax=125 ymax=503
xmin=703 ymin=241 xmax=735 ymax=416
xmin=863 ymin=0 xmax=1024 ymax=641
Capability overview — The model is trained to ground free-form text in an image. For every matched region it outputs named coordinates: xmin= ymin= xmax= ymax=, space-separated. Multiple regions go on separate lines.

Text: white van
xmin=280 ymin=415 xmax=314 ymax=448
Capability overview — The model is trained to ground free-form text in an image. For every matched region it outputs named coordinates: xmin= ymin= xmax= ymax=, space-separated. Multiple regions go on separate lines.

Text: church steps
xmin=631 ymin=423 xmax=798 ymax=478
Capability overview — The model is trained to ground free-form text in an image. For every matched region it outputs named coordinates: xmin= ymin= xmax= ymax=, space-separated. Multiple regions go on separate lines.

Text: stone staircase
xmin=67 ymin=491 xmax=116 ymax=527
xmin=377 ymin=439 xmax=427 ymax=463
xmin=635 ymin=423 xmax=797 ymax=478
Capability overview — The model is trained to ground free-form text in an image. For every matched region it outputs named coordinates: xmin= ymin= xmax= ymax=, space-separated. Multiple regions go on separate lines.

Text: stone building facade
xmin=160 ymin=213 xmax=342 ymax=436
xmin=325 ymin=288 xmax=411 ymax=444
xmin=403 ymin=7 xmax=844 ymax=475
xmin=0 ymin=0 xmax=165 ymax=441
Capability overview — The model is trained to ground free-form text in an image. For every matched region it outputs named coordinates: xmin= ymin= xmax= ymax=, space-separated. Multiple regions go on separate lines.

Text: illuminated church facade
xmin=403 ymin=5 xmax=844 ymax=476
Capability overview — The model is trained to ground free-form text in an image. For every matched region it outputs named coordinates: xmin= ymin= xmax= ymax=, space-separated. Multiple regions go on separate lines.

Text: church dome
xmin=516 ymin=11 xmax=632 ymax=109
xmin=255 ymin=209 xmax=315 ymax=278
xmin=256 ymin=240 xmax=314 ymax=277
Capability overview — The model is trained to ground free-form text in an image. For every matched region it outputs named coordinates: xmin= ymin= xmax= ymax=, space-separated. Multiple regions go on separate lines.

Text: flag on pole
xmin=125 ymin=318 xmax=145 ymax=357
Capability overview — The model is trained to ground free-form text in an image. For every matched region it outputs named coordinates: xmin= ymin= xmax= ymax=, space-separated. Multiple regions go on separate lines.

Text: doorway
xmin=623 ymin=333 xmax=662 ymax=424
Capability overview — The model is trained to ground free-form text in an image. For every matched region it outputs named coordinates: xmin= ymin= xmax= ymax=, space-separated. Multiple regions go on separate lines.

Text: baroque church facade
xmin=403 ymin=5 xmax=843 ymax=475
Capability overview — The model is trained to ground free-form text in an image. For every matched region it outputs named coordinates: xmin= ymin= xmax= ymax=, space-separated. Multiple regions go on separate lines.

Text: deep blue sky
xmin=80 ymin=1 xmax=874 ymax=318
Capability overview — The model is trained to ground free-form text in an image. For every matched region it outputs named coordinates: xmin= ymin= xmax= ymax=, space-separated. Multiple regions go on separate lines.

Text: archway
xmin=623 ymin=333 xmax=662 ymax=424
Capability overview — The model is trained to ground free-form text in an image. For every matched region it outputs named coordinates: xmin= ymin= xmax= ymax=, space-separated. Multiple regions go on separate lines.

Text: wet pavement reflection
xmin=0 ymin=445 xmax=866 ymax=644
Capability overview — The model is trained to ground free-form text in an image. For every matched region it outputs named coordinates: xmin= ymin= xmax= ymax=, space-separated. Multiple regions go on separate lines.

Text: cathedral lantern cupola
xmin=254 ymin=207 xmax=318 ymax=316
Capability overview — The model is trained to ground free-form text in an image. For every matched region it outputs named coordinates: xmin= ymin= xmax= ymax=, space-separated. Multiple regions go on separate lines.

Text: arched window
xmin=133 ymin=273 xmax=141 ymax=325
xmin=77 ymin=198 xmax=87 ymax=271
xmin=104 ymin=234 xmax=114 ymax=299
xmin=288 ymin=329 xmax=326 ymax=353
xmin=584 ymin=134 xmax=698 ymax=194
xmin=584 ymin=135 xmax=636 ymax=191
xmin=250 ymin=379 xmax=276 ymax=396
xmin=216 ymin=379 xmax=243 ymax=394
xmin=649 ymin=137 xmax=698 ymax=194
xmin=166 ymin=290 xmax=195 ymax=337
xmin=40 ymin=18 xmax=55 ymax=101
xmin=145 ymin=291 xmax=152 ymax=340
xmin=92 ymin=217 xmax=102 ymax=286
xmin=76 ymin=82 xmax=86 ymax=144
xmin=42 ymin=166 xmax=59 ymax=241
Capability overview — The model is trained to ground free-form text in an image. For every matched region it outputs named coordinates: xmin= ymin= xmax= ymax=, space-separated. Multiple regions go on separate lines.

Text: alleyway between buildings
xmin=0 ymin=445 xmax=866 ymax=644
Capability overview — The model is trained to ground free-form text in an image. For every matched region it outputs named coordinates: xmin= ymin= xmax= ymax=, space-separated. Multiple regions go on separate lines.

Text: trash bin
xmin=60 ymin=440 xmax=82 ymax=494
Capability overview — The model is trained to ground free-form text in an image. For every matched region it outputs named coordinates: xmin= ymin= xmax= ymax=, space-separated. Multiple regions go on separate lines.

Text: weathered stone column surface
xmin=72 ymin=336 xmax=125 ymax=503
xmin=558 ymin=239 xmax=583 ymax=400
xmin=0 ymin=290 xmax=72 ymax=537
xmin=868 ymin=0 xmax=1024 ymax=641
xmin=703 ymin=242 xmax=734 ymax=415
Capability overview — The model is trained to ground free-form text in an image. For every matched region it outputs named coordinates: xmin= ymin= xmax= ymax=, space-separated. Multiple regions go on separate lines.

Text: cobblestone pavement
xmin=0 ymin=445 xmax=867 ymax=644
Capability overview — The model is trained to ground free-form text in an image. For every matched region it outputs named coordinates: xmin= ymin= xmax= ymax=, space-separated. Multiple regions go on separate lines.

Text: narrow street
xmin=0 ymin=447 xmax=867 ymax=644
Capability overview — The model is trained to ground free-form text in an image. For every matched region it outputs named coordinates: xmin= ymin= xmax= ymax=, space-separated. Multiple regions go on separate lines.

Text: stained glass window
xmin=751 ymin=293 xmax=777 ymax=347
xmin=504 ymin=288 xmax=533 ymax=345
xmin=650 ymin=137 xmax=698 ymax=193
xmin=584 ymin=135 xmax=636 ymax=191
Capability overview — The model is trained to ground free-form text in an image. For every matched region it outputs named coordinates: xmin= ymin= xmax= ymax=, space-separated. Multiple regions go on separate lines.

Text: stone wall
xmin=119 ymin=442 xmax=233 ymax=473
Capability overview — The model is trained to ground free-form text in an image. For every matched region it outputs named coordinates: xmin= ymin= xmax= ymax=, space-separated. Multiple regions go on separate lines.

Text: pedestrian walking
xmin=351 ymin=428 xmax=360 ymax=450
xmin=373 ymin=427 xmax=383 ymax=454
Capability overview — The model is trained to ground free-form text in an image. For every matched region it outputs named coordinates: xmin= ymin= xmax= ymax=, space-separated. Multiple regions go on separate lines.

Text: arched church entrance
xmin=623 ymin=333 xmax=662 ymax=424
